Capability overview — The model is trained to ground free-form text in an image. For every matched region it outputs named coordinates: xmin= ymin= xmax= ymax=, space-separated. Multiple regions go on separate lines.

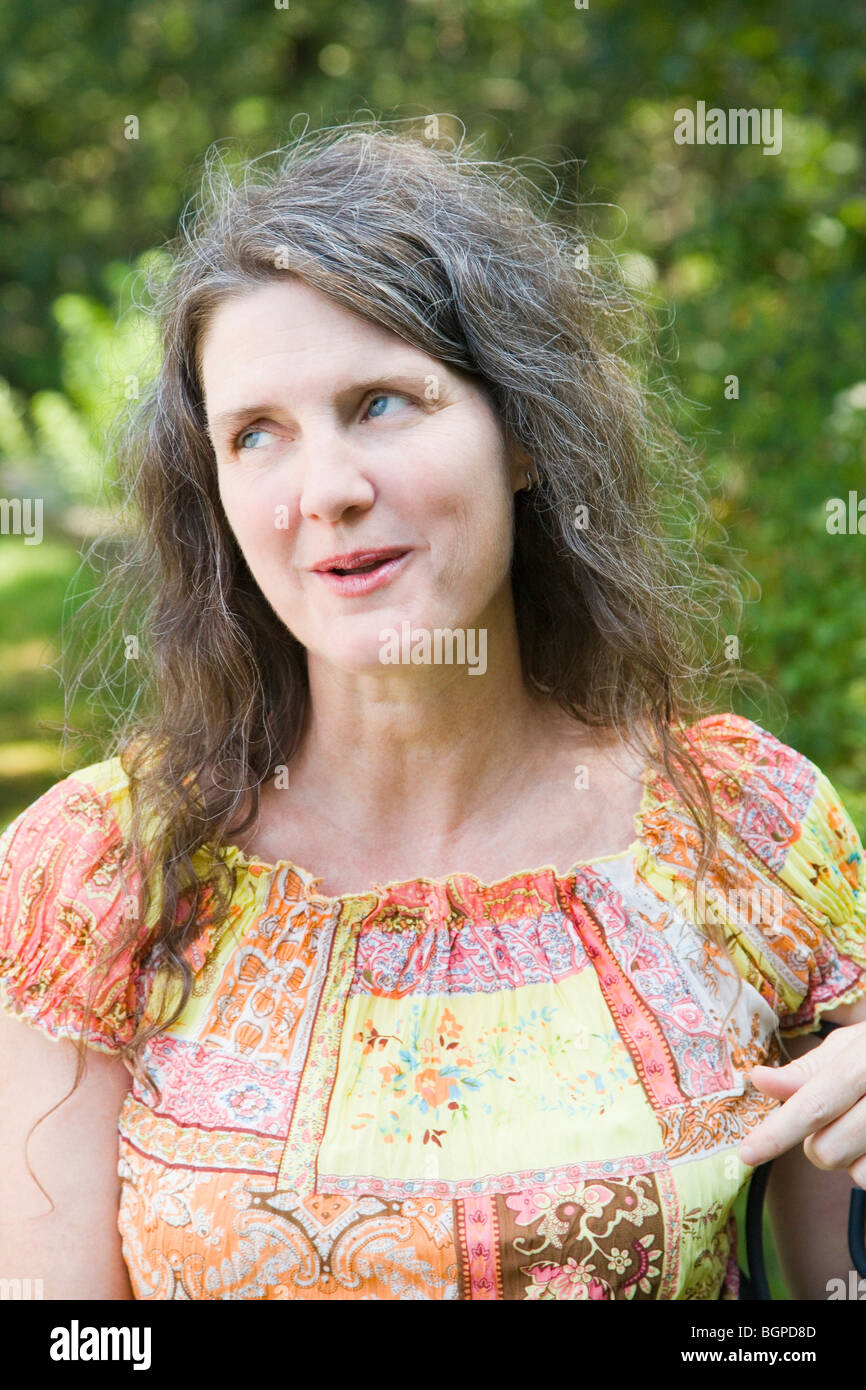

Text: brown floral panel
xmin=456 ymin=1174 xmax=670 ymax=1300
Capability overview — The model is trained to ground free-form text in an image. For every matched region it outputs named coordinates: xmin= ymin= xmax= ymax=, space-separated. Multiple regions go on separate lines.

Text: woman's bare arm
xmin=764 ymin=1026 xmax=861 ymax=1300
xmin=0 ymin=1004 xmax=135 ymax=1299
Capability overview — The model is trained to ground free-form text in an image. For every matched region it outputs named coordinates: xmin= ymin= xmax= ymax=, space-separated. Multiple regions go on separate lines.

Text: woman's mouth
xmin=314 ymin=550 xmax=411 ymax=596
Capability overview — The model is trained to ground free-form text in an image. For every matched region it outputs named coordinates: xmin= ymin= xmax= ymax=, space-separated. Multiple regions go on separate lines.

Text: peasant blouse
xmin=1 ymin=713 xmax=865 ymax=1300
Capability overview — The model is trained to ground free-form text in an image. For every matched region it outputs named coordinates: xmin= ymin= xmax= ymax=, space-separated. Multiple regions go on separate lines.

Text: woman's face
xmin=199 ymin=277 xmax=528 ymax=675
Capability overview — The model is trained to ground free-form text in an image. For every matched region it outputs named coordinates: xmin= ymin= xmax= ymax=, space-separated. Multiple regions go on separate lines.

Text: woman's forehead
xmin=200 ymin=280 xmax=430 ymax=372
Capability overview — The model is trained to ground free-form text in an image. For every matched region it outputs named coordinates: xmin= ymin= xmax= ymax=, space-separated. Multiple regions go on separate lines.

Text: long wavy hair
xmin=61 ymin=114 xmax=771 ymax=1107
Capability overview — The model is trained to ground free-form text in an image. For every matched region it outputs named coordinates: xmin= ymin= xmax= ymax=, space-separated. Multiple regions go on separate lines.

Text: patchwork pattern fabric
xmin=2 ymin=714 xmax=865 ymax=1299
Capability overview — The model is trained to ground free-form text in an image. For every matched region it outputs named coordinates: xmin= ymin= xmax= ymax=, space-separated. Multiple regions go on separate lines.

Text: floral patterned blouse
xmin=2 ymin=713 xmax=866 ymax=1301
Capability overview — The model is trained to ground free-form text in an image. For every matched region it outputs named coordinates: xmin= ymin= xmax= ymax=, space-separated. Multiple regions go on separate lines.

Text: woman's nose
xmin=296 ymin=429 xmax=376 ymax=522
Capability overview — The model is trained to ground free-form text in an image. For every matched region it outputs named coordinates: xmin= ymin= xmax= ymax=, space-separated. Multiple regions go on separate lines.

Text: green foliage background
xmin=1 ymin=0 xmax=865 ymax=1300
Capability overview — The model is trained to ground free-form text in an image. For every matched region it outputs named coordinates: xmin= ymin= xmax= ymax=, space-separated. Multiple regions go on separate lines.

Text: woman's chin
xmin=308 ymin=631 xmax=417 ymax=676
xmin=302 ymin=609 xmax=481 ymax=676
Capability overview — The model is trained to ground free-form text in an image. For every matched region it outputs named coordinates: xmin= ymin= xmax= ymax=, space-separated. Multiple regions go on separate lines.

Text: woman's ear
xmin=504 ymin=432 xmax=535 ymax=492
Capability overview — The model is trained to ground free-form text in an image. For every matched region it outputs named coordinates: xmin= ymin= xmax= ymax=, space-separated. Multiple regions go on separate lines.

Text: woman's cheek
xmin=220 ymin=476 xmax=282 ymax=546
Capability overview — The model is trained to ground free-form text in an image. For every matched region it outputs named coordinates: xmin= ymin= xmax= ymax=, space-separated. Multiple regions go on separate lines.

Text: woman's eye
xmin=233 ymin=395 xmax=413 ymax=449
xmin=238 ymin=427 xmax=274 ymax=451
xmin=365 ymin=392 xmax=412 ymax=420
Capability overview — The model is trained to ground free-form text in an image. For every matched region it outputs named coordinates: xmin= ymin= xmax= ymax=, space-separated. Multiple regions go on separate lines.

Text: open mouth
xmin=325 ymin=551 xmax=408 ymax=576
xmin=313 ymin=549 xmax=411 ymax=593
xmin=330 ymin=557 xmax=396 ymax=575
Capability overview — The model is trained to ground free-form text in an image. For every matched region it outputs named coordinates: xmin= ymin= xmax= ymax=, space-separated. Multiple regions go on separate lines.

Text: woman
xmin=2 ymin=120 xmax=866 ymax=1301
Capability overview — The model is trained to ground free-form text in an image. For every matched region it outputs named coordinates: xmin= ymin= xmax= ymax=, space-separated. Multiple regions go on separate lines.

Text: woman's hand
xmin=738 ymin=1015 xmax=866 ymax=1186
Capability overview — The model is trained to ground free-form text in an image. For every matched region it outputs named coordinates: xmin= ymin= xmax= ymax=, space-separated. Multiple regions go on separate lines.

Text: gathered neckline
xmin=212 ymin=764 xmax=663 ymax=910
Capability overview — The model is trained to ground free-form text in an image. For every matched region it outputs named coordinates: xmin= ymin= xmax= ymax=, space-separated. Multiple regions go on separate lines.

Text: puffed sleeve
xmin=0 ymin=758 xmax=149 ymax=1053
xmin=683 ymin=713 xmax=866 ymax=1038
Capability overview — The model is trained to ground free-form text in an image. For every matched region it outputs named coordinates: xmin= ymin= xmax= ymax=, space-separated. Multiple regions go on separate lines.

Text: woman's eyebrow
xmin=208 ymin=370 xmax=440 ymax=439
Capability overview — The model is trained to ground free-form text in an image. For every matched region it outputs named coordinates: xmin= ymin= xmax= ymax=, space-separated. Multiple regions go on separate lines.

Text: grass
xmin=0 ymin=536 xmax=88 ymax=822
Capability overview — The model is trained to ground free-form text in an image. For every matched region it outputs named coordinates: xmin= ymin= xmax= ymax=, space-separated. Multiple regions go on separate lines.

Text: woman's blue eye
xmin=239 ymin=428 xmax=273 ymax=450
xmin=366 ymin=393 xmax=409 ymax=419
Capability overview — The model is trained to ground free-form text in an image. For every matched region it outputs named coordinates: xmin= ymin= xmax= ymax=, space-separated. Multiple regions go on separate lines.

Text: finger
xmin=749 ymin=1064 xmax=806 ymax=1097
xmin=848 ymin=1153 xmax=866 ymax=1190
xmin=739 ymin=1044 xmax=866 ymax=1163
xmin=802 ymin=1092 xmax=866 ymax=1171
xmin=755 ymin=1026 xmax=866 ymax=1103
xmin=749 ymin=1026 xmax=853 ymax=1095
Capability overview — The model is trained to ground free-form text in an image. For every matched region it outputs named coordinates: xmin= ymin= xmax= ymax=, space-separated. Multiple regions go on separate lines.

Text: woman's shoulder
xmin=0 ymin=755 xmax=145 ymax=1052
xmin=679 ymin=712 xmax=860 ymax=882
xmin=680 ymin=712 xmax=823 ymax=862
xmin=653 ymin=712 xmax=866 ymax=1034
xmin=0 ymin=755 xmax=137 ymax=890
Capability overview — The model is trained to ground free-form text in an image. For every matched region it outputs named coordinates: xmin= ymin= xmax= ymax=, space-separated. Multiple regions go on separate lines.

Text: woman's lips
xmin=314 ymin=550 xmax=410 ymax=596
